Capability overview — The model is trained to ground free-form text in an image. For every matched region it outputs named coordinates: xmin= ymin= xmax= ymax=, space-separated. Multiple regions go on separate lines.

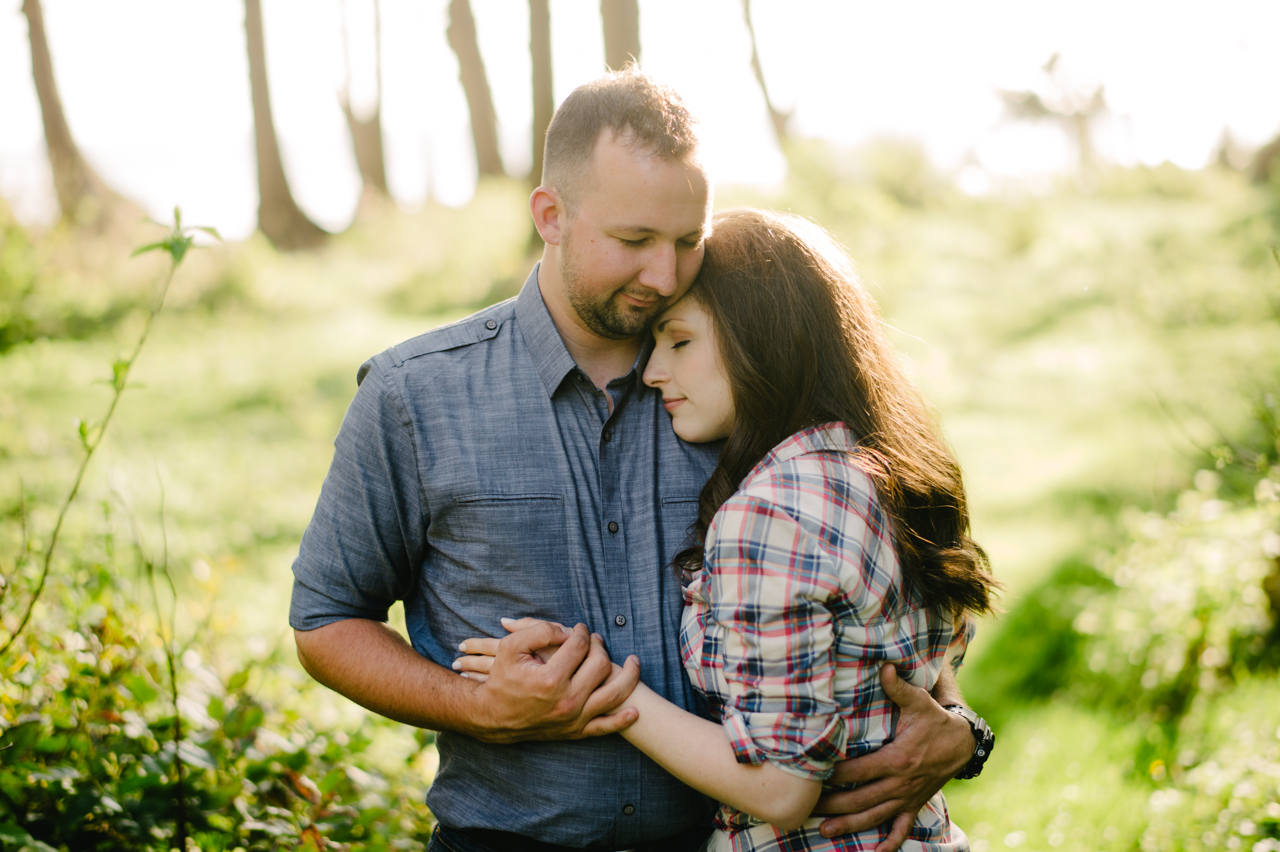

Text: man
xmin=290 ymin=70 xmax=982 ymax=852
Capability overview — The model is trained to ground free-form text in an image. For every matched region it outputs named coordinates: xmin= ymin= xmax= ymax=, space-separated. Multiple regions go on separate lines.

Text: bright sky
xmin=2 ymin=0 xmax=1279 ymax=238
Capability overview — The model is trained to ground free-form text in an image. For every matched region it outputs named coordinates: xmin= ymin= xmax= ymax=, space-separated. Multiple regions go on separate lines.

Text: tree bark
xmin=742 ymin=0 xmax=790 ymax=146
xmin=600 ymin=0 xmax=640 ymax=71
xmin=244 ymin=0 xmax=327 ymax=250
xmin=340 ymin=0 xmax=390 ymax=204
xmin=529 ymin=0 xmax=553 ymax=187
xmin=447 ymin=0 xmax=504 ymax=177
xmin=22 ymin=0 xmax=133 ymax=229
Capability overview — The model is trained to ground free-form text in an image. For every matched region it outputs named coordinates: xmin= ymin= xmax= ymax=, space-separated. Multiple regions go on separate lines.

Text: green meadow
xmin=2 ymin=146 xmax=1279 ymax=851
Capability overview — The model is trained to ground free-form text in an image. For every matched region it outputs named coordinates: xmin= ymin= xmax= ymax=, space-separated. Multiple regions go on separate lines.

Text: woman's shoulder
xmin=717 ymin=424 xmax=885 ymax=550
xmin=736 ymin=423 xmax=878 ymax=505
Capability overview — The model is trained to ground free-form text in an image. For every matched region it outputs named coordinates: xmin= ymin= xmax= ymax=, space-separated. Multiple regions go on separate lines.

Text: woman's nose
xmin=642 ymin=356 xmax=668 ymax=388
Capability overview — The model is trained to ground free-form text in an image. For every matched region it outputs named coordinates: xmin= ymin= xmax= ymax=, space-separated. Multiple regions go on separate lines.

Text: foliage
xmin=958 ymin=557 xmax=1112 ymax=730
xmin=1138 ymin=677 xmax=1280 ymax=852
xmin=1074 ymin=472 xmax=1280 ymax=728
xmin=944 ymin=704 xmax=1149 ymax=852
xmin=0 ymin=563 xmax=434 ymax=852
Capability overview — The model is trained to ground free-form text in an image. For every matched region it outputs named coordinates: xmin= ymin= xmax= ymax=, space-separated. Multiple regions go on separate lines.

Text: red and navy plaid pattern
xmin=681 ymin=424 xmax=973 ymax=852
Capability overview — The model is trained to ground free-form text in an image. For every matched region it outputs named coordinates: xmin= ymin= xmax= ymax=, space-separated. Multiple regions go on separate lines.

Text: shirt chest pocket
xmin=659 ymin=495 xmax=701 ymax=569
xmin=427 ymin=494 xmax=573 ymax=627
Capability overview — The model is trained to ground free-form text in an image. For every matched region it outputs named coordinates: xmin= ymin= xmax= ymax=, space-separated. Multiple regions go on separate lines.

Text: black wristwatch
xmin=943 ymin=704 xmax=994 ymax=780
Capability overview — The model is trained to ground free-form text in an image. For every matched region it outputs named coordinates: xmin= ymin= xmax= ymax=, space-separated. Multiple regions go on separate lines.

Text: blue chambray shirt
xmin=290 ymin=268 xmax=721 ymax=847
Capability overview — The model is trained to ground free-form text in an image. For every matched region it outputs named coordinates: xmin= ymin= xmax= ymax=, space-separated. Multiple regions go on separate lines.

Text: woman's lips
xmin=663 ymin=398 xmax=685 ymax=413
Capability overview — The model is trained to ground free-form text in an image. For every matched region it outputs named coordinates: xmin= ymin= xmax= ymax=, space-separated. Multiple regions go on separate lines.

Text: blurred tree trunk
xmin=529 ymin=0 xmax=553 ymax=187
xmin=742 ymin=0 xmax=790 ymax=146
xmin=244 ymin=0 xmax=327 ymax=250
xmin=340 ymin=0 xmax=390 ymax=207
xmin=998 ymin=55 xmax=1105 ymax=175
xmin=1250 ymin=134 xmax=1280 ymax=185
xmin=447 ymin=0 xmax=504 ymax=176
xmin=601 ymin=0 xmax=639 ymax=70
xmin=22 ymin=0 xmax=135 ymax=230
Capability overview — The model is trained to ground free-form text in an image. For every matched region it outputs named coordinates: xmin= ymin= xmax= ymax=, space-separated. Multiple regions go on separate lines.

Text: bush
xmin=0 ymin=564 xmax=435 ymax=852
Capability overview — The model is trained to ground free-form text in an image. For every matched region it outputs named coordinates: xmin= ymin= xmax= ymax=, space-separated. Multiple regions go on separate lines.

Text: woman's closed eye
xmin=671 ymin=339 xmax=691 ymax=350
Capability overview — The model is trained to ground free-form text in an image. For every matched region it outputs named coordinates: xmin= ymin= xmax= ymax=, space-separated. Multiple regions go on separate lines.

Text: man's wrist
xmin=943 ymin=705 xmax=995 ymax=780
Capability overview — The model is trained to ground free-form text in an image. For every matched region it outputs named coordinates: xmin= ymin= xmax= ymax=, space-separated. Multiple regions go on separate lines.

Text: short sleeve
xmin=700 ymin=495 xmax=852 ymax=781
xmin=289 ymin=359 xmax=427 ymax=631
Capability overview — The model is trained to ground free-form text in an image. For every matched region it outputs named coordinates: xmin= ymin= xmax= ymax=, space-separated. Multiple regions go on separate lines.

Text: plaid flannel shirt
xmin=680 ymin=423 xmax=973 ymax=852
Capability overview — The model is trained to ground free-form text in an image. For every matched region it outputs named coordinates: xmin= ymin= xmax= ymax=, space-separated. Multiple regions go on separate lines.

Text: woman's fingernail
xmin=458 ymin=642 xmax=467 ymax=653
xmin=459 ymin=672 xmax=469 ymax=679
xmin=451 ymin=659 xmax=461 ymax=670
xmin=500 ymin=617 xmax=514 ymax=624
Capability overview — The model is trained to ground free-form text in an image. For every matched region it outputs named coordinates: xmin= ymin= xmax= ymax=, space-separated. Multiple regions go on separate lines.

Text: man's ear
xmin=529 ymin=186 xmax=567 ymax=246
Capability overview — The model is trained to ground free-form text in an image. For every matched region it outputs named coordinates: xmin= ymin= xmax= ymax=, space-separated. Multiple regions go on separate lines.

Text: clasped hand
xmin=456 ymin=618 xmax=971 ymax=852
xmin=455 ymin=617 xmax=640 ymax=743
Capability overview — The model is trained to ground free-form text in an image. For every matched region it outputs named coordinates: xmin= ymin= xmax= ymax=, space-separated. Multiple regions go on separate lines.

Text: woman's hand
xmin=453 ymin=616 xmax=574 ymax=682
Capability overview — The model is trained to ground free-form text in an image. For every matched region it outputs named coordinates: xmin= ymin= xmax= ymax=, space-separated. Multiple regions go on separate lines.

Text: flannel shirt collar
xmin=748 ymin=422 xmax=859 ymax=478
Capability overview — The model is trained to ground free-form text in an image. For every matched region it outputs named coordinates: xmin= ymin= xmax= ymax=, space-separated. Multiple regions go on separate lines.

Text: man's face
xmin=556 ymin=133 xmax=711 ymax=341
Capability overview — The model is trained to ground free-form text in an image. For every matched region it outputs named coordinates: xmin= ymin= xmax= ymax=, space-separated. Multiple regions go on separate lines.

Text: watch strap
xmin=943 ymin=704 xmax=994 ymax=780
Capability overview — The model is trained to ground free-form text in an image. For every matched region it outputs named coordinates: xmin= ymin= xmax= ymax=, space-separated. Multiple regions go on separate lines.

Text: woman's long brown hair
xmin=676 ymin=208 xmax=999 ymax=618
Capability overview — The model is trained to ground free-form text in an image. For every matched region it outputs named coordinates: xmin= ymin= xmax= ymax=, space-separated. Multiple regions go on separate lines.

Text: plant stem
xmin=0 ymin=258 xmax=179 ymax=658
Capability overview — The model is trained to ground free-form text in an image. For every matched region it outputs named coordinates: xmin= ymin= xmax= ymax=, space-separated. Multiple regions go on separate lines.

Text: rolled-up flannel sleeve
xmin=289 ymin=359 xmax=425 ymax=631
xmin=701 ymin=496 xmax=850 ymax=781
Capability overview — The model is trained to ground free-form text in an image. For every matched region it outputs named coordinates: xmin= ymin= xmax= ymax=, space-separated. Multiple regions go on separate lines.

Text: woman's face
xmin=643 ymin=297 xmax=736 ymax=443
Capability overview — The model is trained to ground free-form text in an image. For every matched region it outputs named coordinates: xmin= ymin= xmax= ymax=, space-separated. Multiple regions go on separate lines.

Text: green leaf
xmin=195 ymin=226 xmax=223 ymax=241
xmin=164 ymin=234 xmax=193 ymax=265
xmin=34 ymin=733 xmax=68 ymax=753
xmin=110 ymin=358 xmax=130 ymax=392
xmin=130 ymin=241 xmax=167 ymax=258
xmin=76 ymin=417 xmax=91 ymax=450
xmin=0 ymin=821 xmax=34 ymax=843
xmin=173 ymin=205 xmax=182 ymax=230
xmin=227 ymin=668 xmax=250 ymax=693
xmin=122 ymin=673 xmax=158 ymax=704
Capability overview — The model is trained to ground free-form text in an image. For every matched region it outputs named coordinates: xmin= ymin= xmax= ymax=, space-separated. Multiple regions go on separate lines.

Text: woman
xmin=461 ymin=208 xmax=999 ymax=851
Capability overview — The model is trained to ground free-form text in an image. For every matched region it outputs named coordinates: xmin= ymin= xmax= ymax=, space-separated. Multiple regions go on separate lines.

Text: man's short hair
xmin=541 ymin=68 xmax=701 ymax=210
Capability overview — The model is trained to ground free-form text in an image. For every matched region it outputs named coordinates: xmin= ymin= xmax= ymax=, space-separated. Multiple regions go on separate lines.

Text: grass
xmin=1 ymin=151 xmax=1278 ymax=848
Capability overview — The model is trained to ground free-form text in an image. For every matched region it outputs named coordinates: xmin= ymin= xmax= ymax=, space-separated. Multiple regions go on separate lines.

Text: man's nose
xmin=637 ymin=243 xmax=678 ymax=297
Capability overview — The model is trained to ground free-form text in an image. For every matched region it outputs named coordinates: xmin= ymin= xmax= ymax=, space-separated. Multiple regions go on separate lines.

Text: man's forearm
xmin=294 ymin=617 xmax=640 ymax=743
xmin=294 ymin=619 xmax=483 ymax=733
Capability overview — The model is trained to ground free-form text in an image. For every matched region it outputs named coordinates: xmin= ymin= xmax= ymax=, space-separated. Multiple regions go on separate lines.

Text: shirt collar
xmin=758 ymin=422 xmax=859 ymax=468
xmin=515 ymin=265 xmax=581 ymax=398
xmin=515 ymin=264 xmax=653 ymax=398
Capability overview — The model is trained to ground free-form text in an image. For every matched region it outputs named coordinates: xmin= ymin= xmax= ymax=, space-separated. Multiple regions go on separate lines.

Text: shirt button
xmin=608 ymin=521 xmax=619 ymax=534
xmin=485 ymin=319 xmax=497 ymax=330
xmin=615 ymin=615 xmax=627 ymax=627
xmin=602 ymin=429 xmax=613 ymax=443
xmin=622 ymin=804 xmax=635 ymax=816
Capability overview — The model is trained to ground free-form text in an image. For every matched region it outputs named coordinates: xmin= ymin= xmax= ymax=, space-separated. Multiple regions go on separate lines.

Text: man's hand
xmin=455 ymin=617 xmax=641 ymax=743
xmin=812 ymin=664 xmax=974 ymax=852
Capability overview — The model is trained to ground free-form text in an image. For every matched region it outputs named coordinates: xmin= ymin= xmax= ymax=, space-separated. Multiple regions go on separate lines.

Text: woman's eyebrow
xmin=654 ymin=318 xmax=671 ymax=333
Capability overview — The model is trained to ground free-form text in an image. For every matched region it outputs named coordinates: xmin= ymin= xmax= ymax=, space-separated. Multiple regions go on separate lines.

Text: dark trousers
xmin=427 ymin=823 xmax=711 ymax=852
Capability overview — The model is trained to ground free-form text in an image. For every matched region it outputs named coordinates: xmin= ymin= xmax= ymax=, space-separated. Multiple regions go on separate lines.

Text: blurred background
xmin=2 ymin=2 xmax=1279 ymax=850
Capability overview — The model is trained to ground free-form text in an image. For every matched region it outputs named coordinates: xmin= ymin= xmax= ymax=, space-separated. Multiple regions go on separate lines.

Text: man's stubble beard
xmin=560 ymin=227 xmax=670 ymax=341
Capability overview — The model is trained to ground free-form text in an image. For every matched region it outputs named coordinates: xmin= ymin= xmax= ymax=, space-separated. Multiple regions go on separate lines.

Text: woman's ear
xmin=529 ymin=186 xmax=565 ymax=246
